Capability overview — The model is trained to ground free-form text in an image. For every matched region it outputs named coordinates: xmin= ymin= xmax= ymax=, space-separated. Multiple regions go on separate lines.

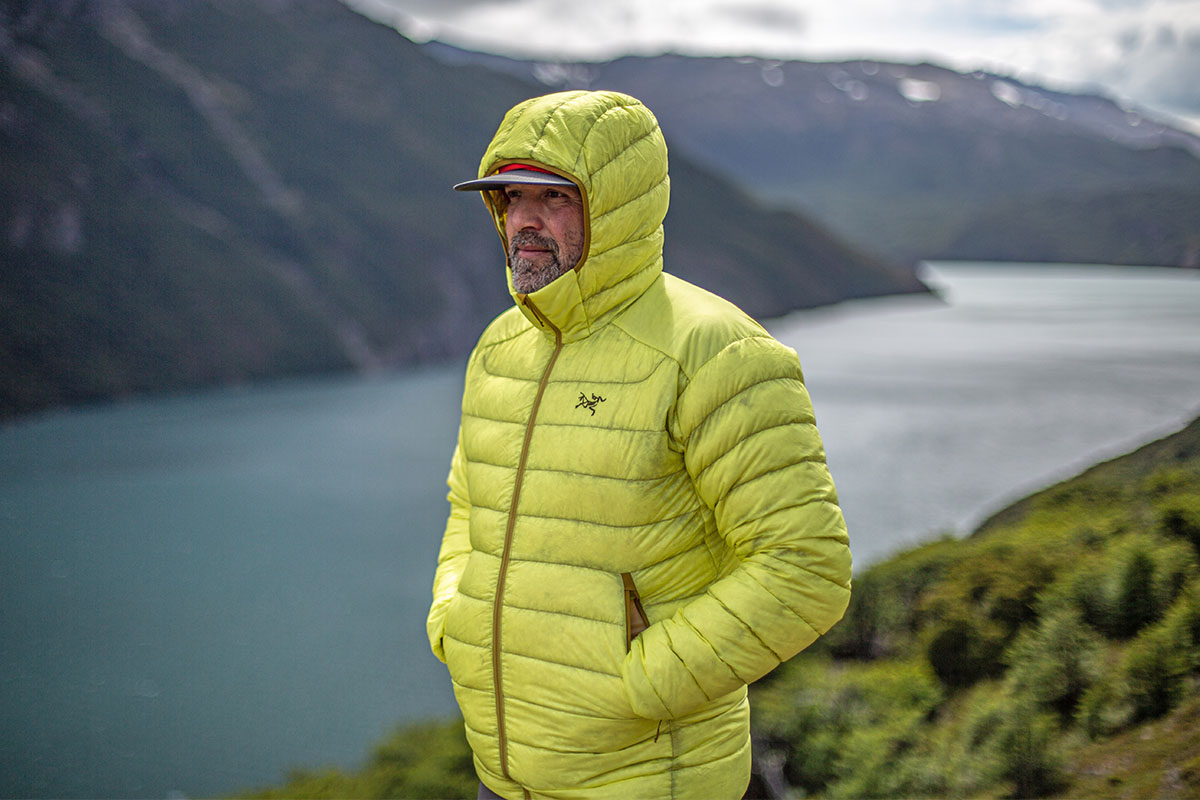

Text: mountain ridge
xmin=0 ymin=0 xmax=921 ymax=419
xmin=420 ymin=42 xmax=1200 ymax=267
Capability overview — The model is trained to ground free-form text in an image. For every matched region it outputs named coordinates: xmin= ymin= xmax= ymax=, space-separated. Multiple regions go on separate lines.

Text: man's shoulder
xmin=616 ymin=272 xmax=785 ymax=377
xmin=471 ymin=305 xmax=529 ymax=351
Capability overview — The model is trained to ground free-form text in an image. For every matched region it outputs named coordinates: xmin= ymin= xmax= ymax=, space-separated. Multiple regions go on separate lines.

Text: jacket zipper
xmin=494 ymin=301 xmax=563 ymax=781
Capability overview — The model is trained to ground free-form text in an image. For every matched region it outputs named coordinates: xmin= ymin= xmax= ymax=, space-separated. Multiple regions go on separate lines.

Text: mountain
xmin=0 ymin=0 xmax=921 ymax=419
xmin=422 ymin=45 xmax=1200 ymax=268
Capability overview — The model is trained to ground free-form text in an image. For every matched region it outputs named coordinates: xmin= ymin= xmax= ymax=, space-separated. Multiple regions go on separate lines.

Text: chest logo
xmin=575 ymin=392 xmax=606 ymax=416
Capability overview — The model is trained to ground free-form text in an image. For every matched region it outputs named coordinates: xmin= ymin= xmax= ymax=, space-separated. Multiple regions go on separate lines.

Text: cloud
xmin=877 ymin=0 xmax=1200 ymax=126
xmin=341 ymin=0 xmax=1200 ymax=129
xmin=711 ymin=2 xmax=806 ymax=33
xmin=1093 ymin=0 xmax=1156 ymax=8
xmin=341 ymin=0 xmax=519 ymax=43
xmin=1098 ymin=21 xmax=1200 ymax=120
xmin=353 ymin=0 xmax=502 ymax=14
xmin=996 ymin=1 xmax=1200 ymax=124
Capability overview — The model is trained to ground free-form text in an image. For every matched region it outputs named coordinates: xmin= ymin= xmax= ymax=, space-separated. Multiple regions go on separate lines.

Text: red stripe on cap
xmin=498 ymin=164 xmax=557 ymax=175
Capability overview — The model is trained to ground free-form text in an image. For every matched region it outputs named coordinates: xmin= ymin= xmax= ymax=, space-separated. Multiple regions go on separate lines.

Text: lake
xmin=2 ymin=262 xmax=1199 ymax=798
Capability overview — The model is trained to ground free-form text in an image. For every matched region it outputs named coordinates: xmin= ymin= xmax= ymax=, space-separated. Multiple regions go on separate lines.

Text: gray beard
xmin=509 ymin=231 xmax=579 ymax=294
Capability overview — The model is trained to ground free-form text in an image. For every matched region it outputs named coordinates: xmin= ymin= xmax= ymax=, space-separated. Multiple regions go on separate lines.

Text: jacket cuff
xmin=621 ymin=647 xmax=672 ymax=719
xmin=426 ymin=614 xmax=448 ymax=664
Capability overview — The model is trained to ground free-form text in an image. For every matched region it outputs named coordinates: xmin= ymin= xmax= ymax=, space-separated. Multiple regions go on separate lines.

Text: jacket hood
xmin=476 ymin=91 xmax=670 ymax=341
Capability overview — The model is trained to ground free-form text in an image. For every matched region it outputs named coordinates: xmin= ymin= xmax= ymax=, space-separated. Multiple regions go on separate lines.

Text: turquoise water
xmin=2 ymin=263 xmax=1199 ymax=797
xmin=1 ymin=370 xmax=466 ymax=797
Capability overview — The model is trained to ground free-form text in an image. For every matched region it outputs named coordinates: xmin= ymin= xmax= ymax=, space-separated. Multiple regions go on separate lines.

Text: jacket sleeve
xmin=622 ymin=335 xmax=852 ymax=719
xmin=426 ymin=429 xmax=472 ymax=663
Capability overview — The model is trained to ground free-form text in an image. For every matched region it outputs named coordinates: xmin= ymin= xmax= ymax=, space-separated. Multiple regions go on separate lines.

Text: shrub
xmin=1047 ymin=556 xmax=1109 ymax=634
xmin=818 ymin=661 xmax=943 ymax=798
xmin=916 ymin=683 xmax=1012 ymax=797
xmin=1143 ymin=466 xmax=1198 ymax=498
xmin=1160 ymin=502 xmax=1200 ymax=556
xmin=936 ymin=690 xmax=1012 ymax=796
xmin=1123 ymin=625 xmax=1189 ymax=722
xmin=1005 ymin=606 xmax=1103 ymax=718
xmin=920 ymin=542 xmax=1058 ymax=689
xmin=751 ymin=657 xmax=855 ymax=794
xmin=1116 ymin=546 xmax=1159 ymax=638
xmin=240 ymin=719 xmax=476 ymax=800
xmin=751 ymin=656 xmax=943 ymax=797
xmin=1174 ymin=582 xmax=1200 ymax=653
xmin=1077 ymin=672 xmax=1134 ymax=740
xmin=822 ymin=536 xmax=960 ymax=661
xmin=361 ymin=719 xmax=477 ymax=800
xmin=926 ymin=619 xmax=1004 ymax=688
xmin=827 ymin=721 xmax=926 ymax=798
xmin=995 ymin=699 xmax=1064 ymax=798
xmin=1122 ymin=585 xmax=1200 ymax=723
xmin=1052 ymin=534 xmax=1197 ymax=641
xmin=922 ymin=686 xmax=1064 ymax=799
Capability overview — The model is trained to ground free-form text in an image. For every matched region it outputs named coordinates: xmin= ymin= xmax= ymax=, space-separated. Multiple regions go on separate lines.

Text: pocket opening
xmin=621 ymin=571 xmax=649 ymax=652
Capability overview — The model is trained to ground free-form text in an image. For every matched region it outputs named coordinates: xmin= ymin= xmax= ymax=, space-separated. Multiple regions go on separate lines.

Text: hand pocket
xmin=622 ymin=572 xmax=649 ymax=651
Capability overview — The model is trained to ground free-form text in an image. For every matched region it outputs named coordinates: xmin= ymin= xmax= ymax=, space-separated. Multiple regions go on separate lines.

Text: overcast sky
xmin=342 ymin=0 xmax=1200 ymax=132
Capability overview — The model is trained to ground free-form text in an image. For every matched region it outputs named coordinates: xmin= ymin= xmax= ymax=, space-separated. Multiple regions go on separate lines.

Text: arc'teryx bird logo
xmin=575 ymin=392 xmax=606 ymax=416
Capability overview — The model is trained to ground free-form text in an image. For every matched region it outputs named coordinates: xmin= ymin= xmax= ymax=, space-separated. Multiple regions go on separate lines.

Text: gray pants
xmin=478 ymin=782 xmax=505 ymax=800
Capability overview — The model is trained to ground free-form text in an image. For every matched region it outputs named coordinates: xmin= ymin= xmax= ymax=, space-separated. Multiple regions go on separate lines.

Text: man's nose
xmin=509 ymin=201 xmax=544 ymax=230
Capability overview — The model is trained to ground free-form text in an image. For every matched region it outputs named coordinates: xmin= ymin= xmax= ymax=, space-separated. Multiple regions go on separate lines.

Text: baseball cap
xmin=453 ymin=163 xmax=577 ymax=192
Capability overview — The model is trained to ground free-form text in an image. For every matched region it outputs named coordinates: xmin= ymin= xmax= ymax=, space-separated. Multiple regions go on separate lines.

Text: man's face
xmin=503 ymin=183 xmax=585 ymax=294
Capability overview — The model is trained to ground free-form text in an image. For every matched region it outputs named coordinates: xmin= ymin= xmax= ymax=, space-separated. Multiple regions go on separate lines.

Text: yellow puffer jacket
xmin=428 ymin=91 xmax=852 ymax=800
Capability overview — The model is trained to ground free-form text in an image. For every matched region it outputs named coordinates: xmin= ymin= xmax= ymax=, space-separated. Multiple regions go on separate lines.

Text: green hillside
xmin=240 ymin=415 xmax=1200 ymax=798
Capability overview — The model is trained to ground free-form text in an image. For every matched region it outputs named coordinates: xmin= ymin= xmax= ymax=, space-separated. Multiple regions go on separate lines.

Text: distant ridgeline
xmin=424 ymin=45 xmax=1200 ymax=268
xmin=243 ymin=414 xmax=1200 ymax=799
xmin=0 ymin=0 xmax=920 ymax=419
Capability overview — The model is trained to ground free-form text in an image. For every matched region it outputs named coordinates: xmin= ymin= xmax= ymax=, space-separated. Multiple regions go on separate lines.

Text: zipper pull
xmin=523 ymin=296 xmax=549 ymax=329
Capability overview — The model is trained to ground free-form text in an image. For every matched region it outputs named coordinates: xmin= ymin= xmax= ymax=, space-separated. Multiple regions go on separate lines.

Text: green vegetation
xmin=753 ymin=414 xmax=1200 ymax=798
xmin=245 ymin=416 xmax=1200 ymax=798
xmin=240 ymin=719 xmax=477 ymax=800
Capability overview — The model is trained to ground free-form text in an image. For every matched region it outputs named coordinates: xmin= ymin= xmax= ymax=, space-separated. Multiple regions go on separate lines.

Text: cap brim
xmin=453 ymin=169 xmax=577 ymax=192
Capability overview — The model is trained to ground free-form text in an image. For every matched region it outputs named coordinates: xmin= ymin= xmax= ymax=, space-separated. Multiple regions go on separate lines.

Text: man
xmin=427 ymin=90 xmax=851 ymax=800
